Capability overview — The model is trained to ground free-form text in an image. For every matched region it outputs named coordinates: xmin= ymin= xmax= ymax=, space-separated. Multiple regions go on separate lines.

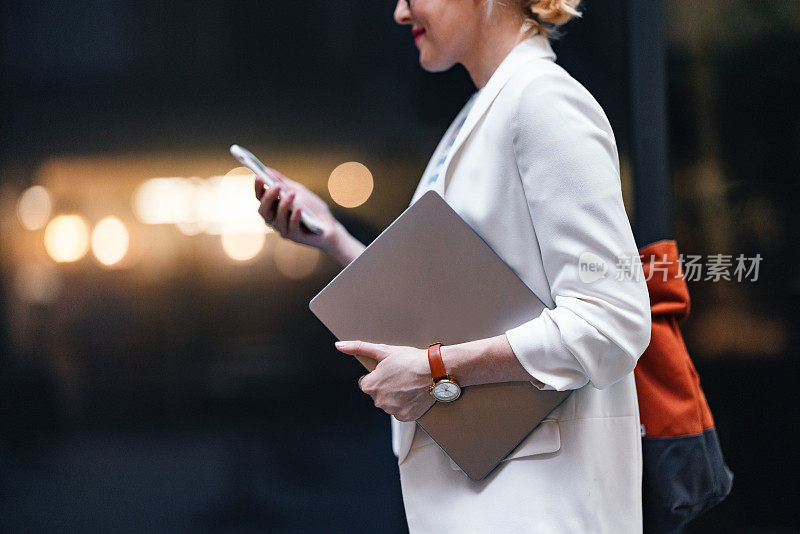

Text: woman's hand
xmin=334 ymin=335 xmax=542 ymax=419
xmin=254 ymin=168 xmax=367 ymax=267
xmin=335 ymin=341 xmax=435 ymax=422
xmin=254 ymin=169 xmax=339 ymax=250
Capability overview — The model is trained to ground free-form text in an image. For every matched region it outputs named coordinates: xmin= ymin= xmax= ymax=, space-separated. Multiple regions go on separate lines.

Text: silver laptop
xmin=309 ymin=190 xmax=569 ymax=480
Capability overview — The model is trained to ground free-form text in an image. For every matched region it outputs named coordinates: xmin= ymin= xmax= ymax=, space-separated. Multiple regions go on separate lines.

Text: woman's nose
xmin=394 ymin=0 xmax=413 ymax=25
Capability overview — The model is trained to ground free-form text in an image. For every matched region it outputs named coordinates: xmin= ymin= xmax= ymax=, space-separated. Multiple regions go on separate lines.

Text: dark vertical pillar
xmin=628 ymin=0 xmax=672 ymax=247
xmin=0 ymin=275 xmax=6 ymax=354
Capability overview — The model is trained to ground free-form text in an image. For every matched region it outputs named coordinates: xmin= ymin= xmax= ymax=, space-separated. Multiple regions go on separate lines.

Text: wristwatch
xmin=428 ymin=342 xmax=461 ymax=402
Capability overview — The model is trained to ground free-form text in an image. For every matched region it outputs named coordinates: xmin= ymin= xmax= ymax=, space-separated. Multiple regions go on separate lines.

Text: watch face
xmin=432 ymin=380 xmax=461 ymax=402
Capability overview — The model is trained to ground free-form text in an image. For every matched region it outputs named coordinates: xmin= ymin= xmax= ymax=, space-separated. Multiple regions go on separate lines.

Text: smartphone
xmin=230 ymin=144 xmax=325 ymax=235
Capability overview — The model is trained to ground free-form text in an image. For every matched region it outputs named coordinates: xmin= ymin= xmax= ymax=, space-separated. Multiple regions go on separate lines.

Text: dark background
xmin=1 ymin=1 xmax=798 ymax=532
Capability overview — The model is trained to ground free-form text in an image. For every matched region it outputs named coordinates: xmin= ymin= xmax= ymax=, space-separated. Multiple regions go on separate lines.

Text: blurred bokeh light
xmin=212 ymin=173 xmax=267 ymax=235
xmin=16 ymin=185 xmax=52 ymax=230
xmin=274 ymin=239 xmax=320 ymax=279
xmin=91 ymin=216 xmax=129 ymax=267
xmin=133 ymin=177 xmax=194 ymax=226
xmin=220 ymin=232 xmax=266 ymax=262
xmin=175 ymin=177 xmax=208 ymax=236
xmin=133 ymin=171 xmax=267 ymax=238
xmin=328 ymin=162 xmax=374 ymax=208
xmin=44 ymin=214 xmax=90 ymax=263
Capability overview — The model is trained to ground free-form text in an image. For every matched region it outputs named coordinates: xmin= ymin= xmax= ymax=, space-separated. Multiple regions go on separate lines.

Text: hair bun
xmin=527 ymin=0 xmax=582 ymax=30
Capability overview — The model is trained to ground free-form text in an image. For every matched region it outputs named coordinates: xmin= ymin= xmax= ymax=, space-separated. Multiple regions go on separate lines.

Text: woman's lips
xmin=413 ymin=28 xmax=425 ymax=43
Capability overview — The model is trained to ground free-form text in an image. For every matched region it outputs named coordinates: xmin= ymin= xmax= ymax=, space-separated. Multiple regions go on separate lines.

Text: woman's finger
xmin=257 ymin=186 xmax=280 ymax=223
xmin=334 ymin=340 xmax=390 ymax=363
xmin=254 ymin=177 xmax=267 ymax=201
xmin=287 ymin=205 xmax=305 ymax=239
xmin=274 ymin=189 xmax=295 ymax=235
xmin=258 ymin=184 xmax=282 ymax=223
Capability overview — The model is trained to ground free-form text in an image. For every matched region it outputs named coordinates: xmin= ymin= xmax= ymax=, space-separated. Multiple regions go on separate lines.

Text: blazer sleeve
xmin=503 ymin=75 xmax=652 ymax=391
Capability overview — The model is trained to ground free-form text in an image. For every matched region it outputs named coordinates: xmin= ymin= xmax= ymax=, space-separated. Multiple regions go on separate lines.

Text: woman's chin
xmin=418 ymin=54 xmax=455 ymax=73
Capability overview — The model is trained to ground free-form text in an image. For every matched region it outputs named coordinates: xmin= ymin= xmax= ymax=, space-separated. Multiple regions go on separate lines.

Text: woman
xmin=255 ymin=0 xmax=652 ymax=531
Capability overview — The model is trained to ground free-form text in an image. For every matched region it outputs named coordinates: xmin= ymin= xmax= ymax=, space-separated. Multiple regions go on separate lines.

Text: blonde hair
xmin=488 ymin=0 xmax=583 ymax=39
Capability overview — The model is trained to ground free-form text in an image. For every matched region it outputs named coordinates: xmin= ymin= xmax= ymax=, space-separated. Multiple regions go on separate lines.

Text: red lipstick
xmin=412 ymin=28 xmax=425 ymax=43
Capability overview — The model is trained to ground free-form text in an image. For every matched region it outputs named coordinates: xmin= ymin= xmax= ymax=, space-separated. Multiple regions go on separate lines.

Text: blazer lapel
xmin=439 ymin=35 xmax=557 ymax=196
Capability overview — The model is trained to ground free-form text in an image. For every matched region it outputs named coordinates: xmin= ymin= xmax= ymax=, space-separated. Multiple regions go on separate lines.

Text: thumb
xmin=335 ymin=340 xmax=388 ymax=362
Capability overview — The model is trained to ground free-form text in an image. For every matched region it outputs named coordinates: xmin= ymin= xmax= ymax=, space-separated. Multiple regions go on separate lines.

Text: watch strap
xmin=428 ymin=343 xmax=447 ymax=381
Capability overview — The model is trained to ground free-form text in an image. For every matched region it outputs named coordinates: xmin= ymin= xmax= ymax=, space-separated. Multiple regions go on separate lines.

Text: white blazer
xmin=393 ymin=35 xmax=652 ymax=533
